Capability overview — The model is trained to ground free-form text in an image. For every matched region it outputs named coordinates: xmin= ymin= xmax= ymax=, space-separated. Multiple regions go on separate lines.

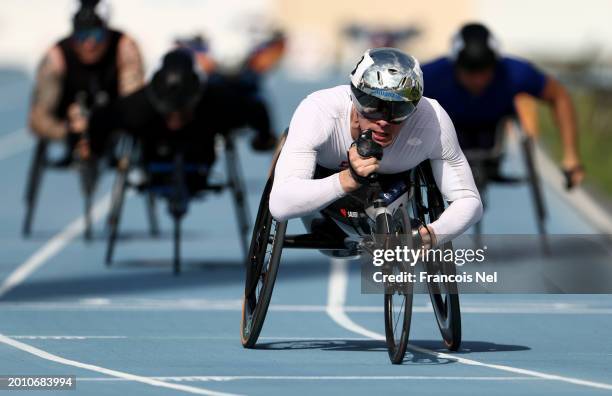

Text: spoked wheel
xmin=380 ymin=208 xmax=414 ymax=364
xmin=241 ymin=177 xmax=287 ymax=348
xmin=414 ymin=162 xmax=462 ymax=351
xmin=423 ymin=246 xmax=461 ymax=350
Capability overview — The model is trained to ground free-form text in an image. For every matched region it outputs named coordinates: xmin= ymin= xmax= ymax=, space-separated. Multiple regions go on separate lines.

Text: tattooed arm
xmin=117 ymin=35 xmax=145 ymax=96
xmin=28 ymin=46 xmax=68 ymax=139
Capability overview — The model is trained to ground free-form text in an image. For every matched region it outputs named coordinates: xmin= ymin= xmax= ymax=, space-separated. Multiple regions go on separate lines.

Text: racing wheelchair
xmin=240 ymin=130 xmax=462 ymax=364
xmin=23 ymin=91 xmax=110 ymax=240
xmin=463 ymin=119 xmax=548 ymax=249
xmin=105 ymin=131 xmax=250 ymax=275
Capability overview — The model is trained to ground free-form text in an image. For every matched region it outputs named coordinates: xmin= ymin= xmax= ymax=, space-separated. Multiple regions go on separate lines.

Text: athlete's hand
xmin=561 ymin=157 xmax=584 ymax=190
xmin=76 ymin=138 xmax=91 ymax=160
xmin=67 ymin=103 xmax=88 ymax=134
xmin=340 ymin=145 xmax=380 ymax=192
xmin=251 ymin=133 xmax=278 ymax=152
xmin=419 ymin=224 xmax=437 ymax=249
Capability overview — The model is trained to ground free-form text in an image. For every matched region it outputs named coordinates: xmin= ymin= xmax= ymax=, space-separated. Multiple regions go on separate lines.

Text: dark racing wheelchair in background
xmin=240 ymin=130 xmax=461 ymax=364
xmin=464 ymin=118 xmax=548 ymax=250
xmin=105 ymin=131 xmax=250 ymax=275
xmin=22 ymin=92 xmax=102 ymax=240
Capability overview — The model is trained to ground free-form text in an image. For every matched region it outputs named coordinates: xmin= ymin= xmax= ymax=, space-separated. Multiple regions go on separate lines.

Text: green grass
xmin=538 ymin=89 xmax=612 ymax=196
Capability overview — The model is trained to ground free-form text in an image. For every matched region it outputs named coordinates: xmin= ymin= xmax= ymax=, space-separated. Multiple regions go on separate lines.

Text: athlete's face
xmin=72 ymin=29 xmax=109 ymax=64
xmin=165 ymin=110 xmax=193 ymax=131
xmin=355 ymin=110 xmax=403 ymax=147
xmin=456 ymin=67 xmax=495 ymax=95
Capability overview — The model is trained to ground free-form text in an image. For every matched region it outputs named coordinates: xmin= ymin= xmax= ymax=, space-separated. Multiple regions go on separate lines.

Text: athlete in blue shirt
xmin=422 ymin=23 xmax=583 ymax=188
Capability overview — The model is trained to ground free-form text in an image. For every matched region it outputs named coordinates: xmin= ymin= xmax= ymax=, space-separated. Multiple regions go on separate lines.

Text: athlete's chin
xmin=372 ymin=132 xmax=392 ymax=147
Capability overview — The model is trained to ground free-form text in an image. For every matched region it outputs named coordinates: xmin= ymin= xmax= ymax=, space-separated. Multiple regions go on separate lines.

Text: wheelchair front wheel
xmin=380 ymin=208 xmax=414 ymax=364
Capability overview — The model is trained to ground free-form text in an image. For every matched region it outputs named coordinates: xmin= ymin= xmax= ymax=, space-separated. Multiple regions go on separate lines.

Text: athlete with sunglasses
xmin=270 ymin=48 xmax=482 ymax=247
xmin=29 ymin=0 xmax=144 ymax=146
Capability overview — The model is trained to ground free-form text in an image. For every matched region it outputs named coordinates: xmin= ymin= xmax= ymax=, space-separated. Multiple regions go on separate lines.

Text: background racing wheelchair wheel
xmin=240 ymin=175 xmax=287 ymax=348
xmin=379 ymin=206 xmax=415 ymax=364
xmin=413 ymin=162 xmax=461 ymax=351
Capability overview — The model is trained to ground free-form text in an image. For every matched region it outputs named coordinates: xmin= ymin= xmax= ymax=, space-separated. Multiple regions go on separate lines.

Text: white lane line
xmin=0 ymin=193 xmax=111 ymax=299
xmin=326 ymin=258 xmax=612 ymax=392
xmin=75 ymin=375 xmax=541 ymax=382
xmin=0 ymin=128 xmax=32 ymax=161
xmin=3 ymin=300 xmax=612 ymax=314
xmin=0 ymin=334 xmax=241 ymax=396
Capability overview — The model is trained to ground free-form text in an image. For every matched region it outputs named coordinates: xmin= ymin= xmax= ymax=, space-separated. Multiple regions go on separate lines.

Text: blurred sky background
xmin=1 ymin=0 xmax=612 ymax=196
xmin=2 ymin=0 xmax=612 ymax=77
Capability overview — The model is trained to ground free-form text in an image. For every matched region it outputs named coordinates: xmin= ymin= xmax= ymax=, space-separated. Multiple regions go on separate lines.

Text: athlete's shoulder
xmin=305 ymin=85 xmax=350 ymax=104
xmin=117 ymin=33 xmax=141 ymax=52
xmin=301 ymin=85 xmax=351 ymax=117
xmin=421 ymin=57 xmax=453 ymax=75
xmin=500 ymin=55 xmax=543 ymax=75
xmin=37 ymin=45 xmax=66 ymax=76
xmin=415 ymin=97 xmax=444 ymax=119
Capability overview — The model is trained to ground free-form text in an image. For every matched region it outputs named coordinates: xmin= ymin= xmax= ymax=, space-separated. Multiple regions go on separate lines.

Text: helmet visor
xmin=73 ymin=28 xmax=107 ymax=43
xmin=351 ymin=85 xmax=416 ymax=124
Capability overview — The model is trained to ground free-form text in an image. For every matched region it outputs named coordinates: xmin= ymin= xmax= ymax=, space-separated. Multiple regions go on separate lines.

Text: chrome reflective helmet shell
xmin=350 ymin=47 xmax=423 ymax=123
xmin=450 ymin=23 xmax=500 ymax=71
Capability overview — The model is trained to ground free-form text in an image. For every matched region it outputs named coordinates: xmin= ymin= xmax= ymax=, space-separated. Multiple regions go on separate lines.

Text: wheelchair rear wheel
xmin=414 ymin=163 xmax=462 ymax=351
xmin=241 ymin=176 xmax=287 ymax=348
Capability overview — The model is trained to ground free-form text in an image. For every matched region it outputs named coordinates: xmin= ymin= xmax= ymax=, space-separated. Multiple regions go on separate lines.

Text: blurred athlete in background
xmin=174 ymin=14 xmax=285 ymax=151
xmin=28 ymin=0 xmax=144 ymax=159
xmin=422 ymin=23 xmax=583 ymax=188
xmin=74 ymin=49 xmax=275 ymax=182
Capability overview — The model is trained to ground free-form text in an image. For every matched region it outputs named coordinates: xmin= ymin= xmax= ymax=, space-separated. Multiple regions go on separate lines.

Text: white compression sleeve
xmin=269 ymin=98 xmax=347 ymax=221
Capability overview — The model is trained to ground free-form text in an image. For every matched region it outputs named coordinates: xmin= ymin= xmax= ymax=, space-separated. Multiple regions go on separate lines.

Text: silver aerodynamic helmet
xmin=350 ymin=47 xmax=423 ymax=124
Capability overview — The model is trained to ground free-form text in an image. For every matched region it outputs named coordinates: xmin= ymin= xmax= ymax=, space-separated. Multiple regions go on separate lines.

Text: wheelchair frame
xmin=463 ymin=119 xmax=548 ymax=251
xmin=104 ymin=132 xmax=251 ymax=275
xmin=22 ymin=137 xmax=99 ymax=240
xmin=240 ymin=131 xmax=462 ymax=364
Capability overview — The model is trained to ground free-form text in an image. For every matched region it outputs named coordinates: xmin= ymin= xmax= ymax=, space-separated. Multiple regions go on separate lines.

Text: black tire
xmin=241 ymin=177 xmax=286 ymax=348
xmin=380 ymin=208 xmax=414 ymax=364
xmin=80 ymin=162 xmax=96 ymax=241
xmin=225 ymin=138 xmax=251 ymax=259
xmin=146 ymin=193 xmax=160 ymax=237
xmin=105 ymin=159 xmax=128 ymax=265
xmin=22 ymin=140 xmax=48 ymax=237
xmin=521 ymin=136 xmax=549 ymax=253
xmin=414 ymin=163 xmax=462 ymax=351
xmin=173 ymin=216 xmax=181 ymax=275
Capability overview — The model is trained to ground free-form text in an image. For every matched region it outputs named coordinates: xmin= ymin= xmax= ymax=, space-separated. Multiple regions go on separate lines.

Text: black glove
xmin=251 ymin=133 xmax=278 ymax=152
xmin=562 ymin=164 xmax=583 ymax=190
xmin=348 ymin=129 xmax=383 ymax=185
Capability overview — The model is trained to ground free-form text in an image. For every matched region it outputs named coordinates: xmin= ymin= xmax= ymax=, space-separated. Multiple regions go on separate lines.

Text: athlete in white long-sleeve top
xmin=270 ymin=48 xmax=482 ymax=247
